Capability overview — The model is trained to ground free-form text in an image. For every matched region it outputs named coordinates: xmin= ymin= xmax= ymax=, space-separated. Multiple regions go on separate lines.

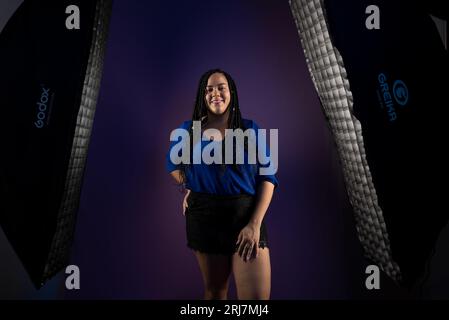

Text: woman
xmin=166 ymin=69 xmax=278 ymax=300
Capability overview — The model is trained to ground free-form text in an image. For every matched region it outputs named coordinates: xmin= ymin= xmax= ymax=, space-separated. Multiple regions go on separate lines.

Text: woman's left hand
xmin=236 ymin=223 xmax=260 ymax=262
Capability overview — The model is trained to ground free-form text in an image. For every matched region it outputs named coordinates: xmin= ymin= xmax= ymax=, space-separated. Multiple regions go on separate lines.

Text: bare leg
xmin=194 ymin=251 xmax=232 ymax=300
xmin=232 ymin=248 xmax=271 ymax=300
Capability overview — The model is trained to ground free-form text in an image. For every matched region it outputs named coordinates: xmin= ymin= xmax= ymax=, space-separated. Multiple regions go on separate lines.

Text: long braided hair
xmin=179 ymin=69 xmax=249 ymax=184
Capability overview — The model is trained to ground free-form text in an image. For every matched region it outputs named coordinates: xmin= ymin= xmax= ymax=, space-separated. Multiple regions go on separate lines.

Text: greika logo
xmin=34 ymin=85 xmax=53 ymax=129
xmin=377 ymin=73 xmax=409 ymax=122
xmin=392 ymin=80 xmax=409 ymax=106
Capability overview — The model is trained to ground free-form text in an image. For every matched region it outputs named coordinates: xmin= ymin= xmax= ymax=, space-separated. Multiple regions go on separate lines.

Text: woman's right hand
xmin=182 ymin=189 xmax=191 ymax=215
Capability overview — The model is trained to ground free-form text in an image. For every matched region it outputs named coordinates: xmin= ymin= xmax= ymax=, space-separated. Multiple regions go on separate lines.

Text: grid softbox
xmin=0 ymin=0 xmax=112 ymax=288
xmin=290 ymin=0 xmax=448 ymax=287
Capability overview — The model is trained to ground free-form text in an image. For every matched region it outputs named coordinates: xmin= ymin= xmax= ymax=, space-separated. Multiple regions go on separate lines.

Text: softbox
xmin=0 ymin=0 xmax=112 ymax=288
xmin=289 ymin=0 xmax=448 ymax=287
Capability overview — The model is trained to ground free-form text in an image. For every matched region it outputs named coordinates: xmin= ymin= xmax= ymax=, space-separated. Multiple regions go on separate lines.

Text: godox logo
xmin=34 ymin=86 xmax=51 ymax=129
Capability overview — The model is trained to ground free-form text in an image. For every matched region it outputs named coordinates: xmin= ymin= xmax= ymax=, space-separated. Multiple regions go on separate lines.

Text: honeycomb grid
xmin=289 ymin=0 xmax=401 ymax=281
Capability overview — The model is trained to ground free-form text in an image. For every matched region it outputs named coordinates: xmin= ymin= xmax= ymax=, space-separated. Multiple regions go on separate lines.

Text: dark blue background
xmin=1 ymin=0 xmax=448 ymax=299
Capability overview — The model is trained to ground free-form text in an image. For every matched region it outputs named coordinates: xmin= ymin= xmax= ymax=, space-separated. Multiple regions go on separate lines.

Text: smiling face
xmin=205 ymin=72 xmax=231 ymax=116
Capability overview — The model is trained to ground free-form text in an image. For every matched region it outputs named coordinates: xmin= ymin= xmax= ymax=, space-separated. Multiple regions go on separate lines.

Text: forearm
xmin=249 ymin=181 xmax=275 ymax=227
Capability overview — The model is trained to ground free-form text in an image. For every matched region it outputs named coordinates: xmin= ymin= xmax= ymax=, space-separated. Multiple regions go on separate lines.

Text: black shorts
xmin=185 ymin=191 xmax=268 ymax=255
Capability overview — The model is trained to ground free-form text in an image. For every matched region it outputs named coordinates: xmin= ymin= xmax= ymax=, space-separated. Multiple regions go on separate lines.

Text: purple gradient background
xmin=4 ymin=0 xmax=447 ymax=300
xmin=66 ymin=0 xmax=362 ymax=299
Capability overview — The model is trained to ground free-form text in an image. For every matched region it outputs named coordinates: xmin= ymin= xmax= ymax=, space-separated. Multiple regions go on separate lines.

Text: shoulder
xmin=242 ymin=118 xmax=260 ymax=130
xmin=176 ymin=120 xmax=192 ymax=130
xmin=169 ymin=121 xmax=191 ymax=140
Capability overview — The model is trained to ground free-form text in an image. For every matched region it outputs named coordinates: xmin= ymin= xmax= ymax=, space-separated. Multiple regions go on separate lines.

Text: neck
xmin=206 ymin=110 xmax=230 ymax=128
